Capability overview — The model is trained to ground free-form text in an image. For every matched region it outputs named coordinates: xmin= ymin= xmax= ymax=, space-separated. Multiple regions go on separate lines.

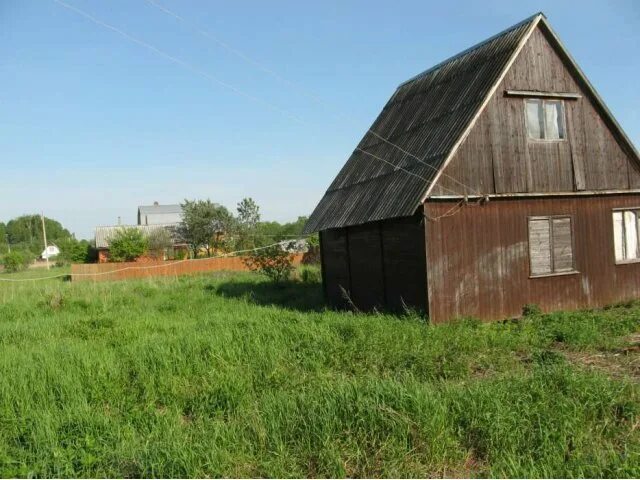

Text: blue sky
xmin=1 ymin=0 xmax=638 ymax=239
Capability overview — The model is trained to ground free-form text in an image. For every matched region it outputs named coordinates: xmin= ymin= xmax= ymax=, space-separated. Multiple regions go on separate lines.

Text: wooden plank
xmin=529 ymin=218 xmax=552 ymax=275
xmin=552 ymin=217 xmax=574 ymax=271
xmin=504 ymin=89 xmax=581 ymax=99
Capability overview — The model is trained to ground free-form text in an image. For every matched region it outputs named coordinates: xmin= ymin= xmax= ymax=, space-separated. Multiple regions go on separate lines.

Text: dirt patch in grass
xmin=560 ymin=334 xmax=640 ymax=381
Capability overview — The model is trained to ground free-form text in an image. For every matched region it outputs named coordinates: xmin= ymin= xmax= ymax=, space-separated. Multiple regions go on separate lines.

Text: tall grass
xmin=0 ymin=273 xmax=638 ymax=477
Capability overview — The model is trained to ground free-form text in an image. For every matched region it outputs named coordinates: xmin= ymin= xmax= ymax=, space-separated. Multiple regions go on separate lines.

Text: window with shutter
xmin=528 ymin=216 xmax=576 ymax=277
xmin=612 ymin=209 xmax=640 ymax=263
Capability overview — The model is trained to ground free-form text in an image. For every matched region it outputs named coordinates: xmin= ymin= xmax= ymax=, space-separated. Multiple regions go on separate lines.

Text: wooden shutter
xmin=529 ymin=218 xmax=552 ymax=275
xmin=613 ymin=211 xmax=625 ymax=261
xmin=552 ymin=217 xmax=574 ymax=271
xmin=624 ymin=211 xmax=639 ymax=260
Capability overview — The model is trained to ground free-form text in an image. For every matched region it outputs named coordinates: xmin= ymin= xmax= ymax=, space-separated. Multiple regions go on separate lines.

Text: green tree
xmin=0 ymin=222 xmax=7 ymax=255
xmin=252 ymin=215 xmax=317 ymax=250
xmin=109 ymin=228 xmax=148 ymax=262
xmin=235 ymin=197 xmax=261 ymax=250
xmin=58 ymin=238 xmax=94 ymax=264
xmin=147 ymin=227 xmax=174 ymax=260
xmin=5 ymin=215 xmax=72 ymax=255
xmin=179 ymin=199 xmax=234 ymax=257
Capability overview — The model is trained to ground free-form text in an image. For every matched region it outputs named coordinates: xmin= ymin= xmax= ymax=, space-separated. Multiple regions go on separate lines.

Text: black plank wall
xmin=320 ymin=213 xmax=427 ymax=313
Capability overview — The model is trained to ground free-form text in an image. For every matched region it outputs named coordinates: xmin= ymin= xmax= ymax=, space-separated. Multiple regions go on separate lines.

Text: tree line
xmin=0 ymin=215 xmax=95 ymax=272
xmin=107 ymin=198 xmax=316 ymax=262
xmin=0 ymin=199 xmax=316 ymax=273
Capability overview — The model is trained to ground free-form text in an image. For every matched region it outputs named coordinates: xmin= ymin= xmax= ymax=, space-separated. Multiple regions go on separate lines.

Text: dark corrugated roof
xmin=304 ymin=15 xmax=538 ymax=233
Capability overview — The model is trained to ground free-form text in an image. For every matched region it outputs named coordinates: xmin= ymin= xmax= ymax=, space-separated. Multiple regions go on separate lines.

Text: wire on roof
xmin=52 ymin=0 xmax=306 ymax=125
xmin=53 ymin=0 xmax=485 ymax=204
xmin=140 ymin=0 xmax=484 ymax=197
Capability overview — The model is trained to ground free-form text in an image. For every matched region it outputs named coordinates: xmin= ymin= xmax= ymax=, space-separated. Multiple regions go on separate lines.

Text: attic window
xmin=528 ymin=216 xmax=576 ymax=277
xmin=525 ymin=99 xmax=565 ymax=140
xmin=613 ymin=209 xmax=640 ymax=263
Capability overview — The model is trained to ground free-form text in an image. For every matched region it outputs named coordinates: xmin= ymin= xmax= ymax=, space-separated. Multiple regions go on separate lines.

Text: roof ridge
xmin=397 ymin=12 xmax=544 ymax=89
xmin=95 ymin=223 xmax=180 ymax=229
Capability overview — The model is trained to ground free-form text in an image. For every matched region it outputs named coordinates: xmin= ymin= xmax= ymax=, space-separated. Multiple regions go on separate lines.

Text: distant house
xmin=137 ymin=202 xmax=182 ymax=226
xmin=305 ymin=13 xmax=640 ymax=322
xmin=41 ymin=245 xmax=60 ymax=260
xmin=94 ymin=224 xmax=188 ymax=263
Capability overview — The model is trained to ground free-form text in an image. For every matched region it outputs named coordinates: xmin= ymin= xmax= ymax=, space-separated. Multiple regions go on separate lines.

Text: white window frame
xmin=528 ymin=215 xmax=578 ymax=278
xmin=524 ymin=98 xmax=567 ymax=142
xmin=612 ymin=208 xmax=640 ymax=265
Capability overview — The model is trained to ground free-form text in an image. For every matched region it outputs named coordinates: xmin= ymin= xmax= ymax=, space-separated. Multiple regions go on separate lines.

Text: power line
xmin=141 ymin=0 xmax=483 ymax=196
xmin=52 ymin=0 xmax=305 ymax=125
xmin=53 ymin=0 xmax=479 ymax=200
xmin=364 ymin=130 xmax=481 ymax=195
xmin=142 ymin=0 xmax=327 ymax=107
xmin=0 ymin=239 xmax=303 ymax=282
xmin=355 ymin=148 xmax=431 ymax=183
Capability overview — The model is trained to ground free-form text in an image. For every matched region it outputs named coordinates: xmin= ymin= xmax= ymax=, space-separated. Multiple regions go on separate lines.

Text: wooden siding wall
xmin=432 ymin=26 xmax=640 ymax=196
xmin=425 ymin=195 xmax=640 ymax=322
xmin=320 ymin=214 xmax=427 ymax=312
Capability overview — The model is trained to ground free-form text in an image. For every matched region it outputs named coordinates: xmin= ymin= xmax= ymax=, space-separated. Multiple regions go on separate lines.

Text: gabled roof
xmin=95 ymin=224 xmax=185 ymax=249
xmin=137 ymin=204 xmax=182 ymax=216
xmin=304 ymin=13 xmax=640 ymax=233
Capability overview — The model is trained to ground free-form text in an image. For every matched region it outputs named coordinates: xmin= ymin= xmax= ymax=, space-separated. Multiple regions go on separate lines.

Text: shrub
xmin=2 ymin=250 xmax=31 ymax=273
xmin=147 ymin=228 xmax=173 ymax=260
xmin=59 ymin=238 xmax=93 ymax=264
xmin=523 ymin=304 xmax=542 ymax=317
xmin=244 ymin=243 xmax=295 ymax=282
xmin=109 ymin=228 xmax=148 ymax=262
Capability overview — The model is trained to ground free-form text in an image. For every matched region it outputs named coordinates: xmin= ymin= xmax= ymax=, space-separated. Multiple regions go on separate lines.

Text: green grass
xmin=0 ymin=271 xmax=638 ymax=477
xmin=0 ymin=265 xmax=70 ymax=282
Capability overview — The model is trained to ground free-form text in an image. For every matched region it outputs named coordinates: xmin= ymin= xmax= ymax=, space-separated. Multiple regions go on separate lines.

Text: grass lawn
xmin=0 ymin=271 xmax=638 ymax=477
xmin=0 ymin=265 xmax=71 ymax=282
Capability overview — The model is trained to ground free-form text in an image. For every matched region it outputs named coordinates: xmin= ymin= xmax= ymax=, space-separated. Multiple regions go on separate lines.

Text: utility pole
xmin=41 ymin=212 xmax=49 ymax=270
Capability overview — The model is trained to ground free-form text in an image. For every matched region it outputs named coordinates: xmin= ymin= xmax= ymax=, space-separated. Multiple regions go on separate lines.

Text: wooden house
xmin=304 ymin=13 xmax=640 ymax=322
xmin=94 ymin=224 xmax=188 ymax=263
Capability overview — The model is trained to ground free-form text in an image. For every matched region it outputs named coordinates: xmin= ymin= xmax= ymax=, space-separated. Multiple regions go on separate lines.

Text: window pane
xmin=526 ymin=100 xmax=544 ymax=139
xmin=552 ymin=217 xmax=574 ymax=271
xmin=624 ymin=211 xmax=638 ymax=260
xmin=529 ymin=218 xmax=552 ymax=275
xmin=544 ymin=101 xmax=564 ymax=140
xmin=613 ymin=211 xmax=625 ymax=261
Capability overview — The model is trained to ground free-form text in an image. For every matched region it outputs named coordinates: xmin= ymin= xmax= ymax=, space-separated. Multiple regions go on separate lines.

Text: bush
xmin=109 ymin=228 xmax=148 ymax=262
xmin=523 ymin=304 xmax=542 ymax=317
xmin=244 ymin=244 xmax=295 ymax=282
xmin=59 ymin=238 xmax=94 ymax=264
xmin=2 ymin=250 xmax=31 ymax=273
xmin=147 ymin=228 xmax=173 ymax=260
